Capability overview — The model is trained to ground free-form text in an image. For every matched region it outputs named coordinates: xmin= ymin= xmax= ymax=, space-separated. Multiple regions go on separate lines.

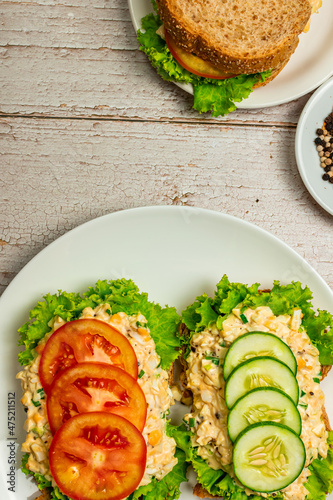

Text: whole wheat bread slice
xmin=157 ymin=0 xmax=311 ymax=75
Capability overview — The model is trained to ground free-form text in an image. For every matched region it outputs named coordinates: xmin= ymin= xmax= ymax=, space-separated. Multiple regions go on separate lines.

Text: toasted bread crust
xmin=321 ymin=364 xmax=332 ymax=381
xmin=322 ymin=405 xmax=332 ymax=432
xmin=157 ymin=0 xmax=311 ymax=74
xmin=253 ymin=48 xmax=296 ymax=88
xmin=193 ymin=483 xmax=217 ymax=498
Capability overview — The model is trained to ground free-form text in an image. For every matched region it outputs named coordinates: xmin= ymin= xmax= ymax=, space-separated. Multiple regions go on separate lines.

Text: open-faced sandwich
xmin=16 ymin=278 xmax=188 ymax=500
xmin=176 ymin=275 xmax=333 ymax=499
xmin=137 ymin=0 xmax=320 ymax=116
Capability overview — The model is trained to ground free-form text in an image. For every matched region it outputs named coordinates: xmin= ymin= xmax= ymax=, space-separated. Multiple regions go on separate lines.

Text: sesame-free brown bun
xmin=156 ymin=0 xmax=311 ymax=75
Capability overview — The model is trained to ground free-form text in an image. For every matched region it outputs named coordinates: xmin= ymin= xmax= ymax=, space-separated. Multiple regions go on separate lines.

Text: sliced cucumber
xmin=233 ymin=422 xmax=306 ymax=492
xmin=227 ymin=387 xmax=301 ymax=442
xmin=223 ymin=331 xmax=297 ymax=380
xmin=224 ymin=357 xmax=299 ymax=408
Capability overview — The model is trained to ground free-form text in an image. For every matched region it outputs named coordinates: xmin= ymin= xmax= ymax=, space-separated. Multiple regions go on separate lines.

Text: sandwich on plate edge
xmin=137 ymin=0 xmax=319 ymax=117
xmin=175 ymin=275 xmax=333 ymax=500
xmin=16 ymin=278 xmax=188 ymax=500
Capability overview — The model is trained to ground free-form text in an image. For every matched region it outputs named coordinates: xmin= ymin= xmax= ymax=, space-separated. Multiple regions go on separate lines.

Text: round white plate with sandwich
xmin=129 ymin=0 xmax=333 ymax=109
xmin=1 ymin=206 xmax=332 ymax=499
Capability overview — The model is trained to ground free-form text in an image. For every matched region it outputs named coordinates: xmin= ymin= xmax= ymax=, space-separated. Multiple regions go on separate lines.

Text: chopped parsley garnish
xmin=36 ymin=388 xmax=45 ymax=398
xmin=138 ymin=369 xmax=145 ymax=378
xmin=299 ymin=403 xmax=308 ymax=410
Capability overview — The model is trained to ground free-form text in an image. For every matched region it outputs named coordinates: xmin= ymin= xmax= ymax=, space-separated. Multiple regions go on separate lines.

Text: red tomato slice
xmin=39 ymin=319 xmax=138 ymax=391
xmin=47 ymin=362 xmax=147 ymax=434
xmin=165 ymin=30 xmax=237 ymax=79
xmin=49 ymin=412 xmax=147 ymax=500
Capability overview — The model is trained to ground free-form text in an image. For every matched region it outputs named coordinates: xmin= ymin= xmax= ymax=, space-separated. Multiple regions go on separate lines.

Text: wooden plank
xmin=0 ymin=0 xmax=311 ymax=123
xmin=1 ymin=116 xmax=332 ymax=294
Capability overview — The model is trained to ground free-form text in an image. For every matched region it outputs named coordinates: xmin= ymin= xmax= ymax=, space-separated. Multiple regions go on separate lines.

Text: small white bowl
xmin=295 ymin=77 xmax=333 ymax=215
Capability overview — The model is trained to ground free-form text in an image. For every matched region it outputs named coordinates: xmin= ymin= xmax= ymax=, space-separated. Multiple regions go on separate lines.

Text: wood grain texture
xmin=1 ymin=116 xmax=332 ymax=295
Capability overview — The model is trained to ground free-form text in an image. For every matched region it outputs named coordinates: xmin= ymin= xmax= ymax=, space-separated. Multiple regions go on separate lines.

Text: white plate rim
xmin=2 ymin=205 xmax=333 ymax=305
xmin=1 ymin=205 xmax=333 ymax=499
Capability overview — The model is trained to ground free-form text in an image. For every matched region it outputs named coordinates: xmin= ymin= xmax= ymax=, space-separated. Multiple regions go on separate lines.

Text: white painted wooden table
xmin=0 ymin=0 xmax=332 ymax=296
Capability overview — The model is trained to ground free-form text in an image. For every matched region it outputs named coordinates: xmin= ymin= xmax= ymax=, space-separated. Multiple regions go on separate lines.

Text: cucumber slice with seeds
xmin=224 ymin=357 xmax=299 ymax=408
xmin=223 ymin=331 xmax=297 ymax=380
xmin=233 ymin=422 xmax=306 ymax=492
xmin=227 ymin=387 xmax=301 ymax=442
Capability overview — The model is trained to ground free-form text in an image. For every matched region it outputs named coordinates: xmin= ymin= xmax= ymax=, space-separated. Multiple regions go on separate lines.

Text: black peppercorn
xmin=322 ymin=173 xmax=330 ymax=180
xmin=324 ymin=166 xmax=331 ymax=172
xmin=316 ymin=128 xmax=323 ymax=136
xmin=329 ymin=177 xmax=333 ymax=183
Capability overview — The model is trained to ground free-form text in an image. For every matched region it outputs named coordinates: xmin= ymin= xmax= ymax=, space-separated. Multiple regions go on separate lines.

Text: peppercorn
xmin=315 ymin=108 xmax=333 ymax=184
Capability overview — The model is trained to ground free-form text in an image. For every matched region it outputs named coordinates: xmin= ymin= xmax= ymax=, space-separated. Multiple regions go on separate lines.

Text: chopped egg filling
xmin=17 ymin=304 xmax=177 ymax=489
xmin=184 ymin=306 xmax=328 ymax=500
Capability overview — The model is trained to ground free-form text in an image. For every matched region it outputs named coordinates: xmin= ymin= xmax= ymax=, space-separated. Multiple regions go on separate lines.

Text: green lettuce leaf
xmin=305 ymin=432 xmax=333 ymax=500
xmin=18 ymin=278 xmax=180 ymax=369
xmin=137 ymin=11 xmax=271 ymax=117
xmin=182 ymin=274 xmax=333 ymax=365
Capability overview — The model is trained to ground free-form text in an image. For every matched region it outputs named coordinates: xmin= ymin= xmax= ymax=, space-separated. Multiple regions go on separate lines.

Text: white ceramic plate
xmin=296 ymin=77 xmax=333 ymax=215
xmin=1 ymin=206 xmax=333 ymax=498
xmin=129 ymin=0 xmax=333 ymax=109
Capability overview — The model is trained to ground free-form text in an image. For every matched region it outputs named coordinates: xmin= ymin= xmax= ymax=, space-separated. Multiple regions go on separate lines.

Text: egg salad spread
xmin=17 ymin=304 xmax=177 ymax=490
